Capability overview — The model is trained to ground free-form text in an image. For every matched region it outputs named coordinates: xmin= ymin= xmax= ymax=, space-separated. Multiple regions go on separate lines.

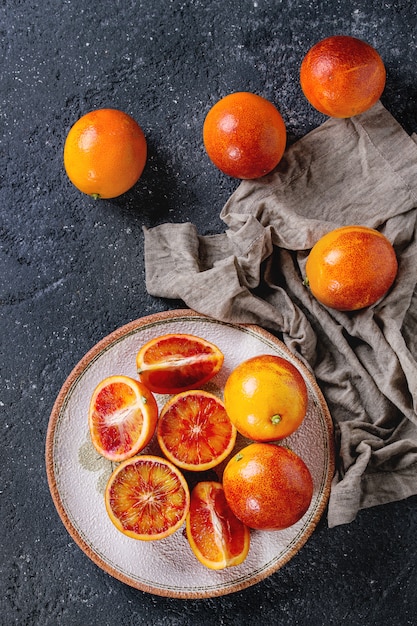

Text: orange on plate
xmin=186 ymin=481 xmax=250 ymax=570
xmin=203 ymin=92 xmax=287 ymax=179
xmin=223 ymin=354 xmax=308 ymax=442
xmin=305 ymin=225 xmax=398 ymax=311
xmin=88 ymin=375 xmax=158 ymax=462
xmin=105 ymin=455 xmax=190 ymax=541
xmin=157 ymin=390 xmax=236 ymax=472
xmin=136 ymin=333 xmax=224 ymax=395
xmin=223 ymin=443 xmax=314 ymax=531
xmin=64 ymin=108 xmax=147 ymax=199
xmin=300 ymin=35 xmax=386 ymax=118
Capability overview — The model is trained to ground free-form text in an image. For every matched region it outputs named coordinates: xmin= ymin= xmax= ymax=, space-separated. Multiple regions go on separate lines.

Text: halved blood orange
xmin=88 ymin=375 xmax=158 ymax=462
xmin=105 ymin=455 xmax=190 ymax=541
xmin=136 ymin=333 xmax=224 ymax=394
xmin=186 ymin=481 xmax=250 ymax=570
xmin=157 ymin=390 xmax=237 ymax=471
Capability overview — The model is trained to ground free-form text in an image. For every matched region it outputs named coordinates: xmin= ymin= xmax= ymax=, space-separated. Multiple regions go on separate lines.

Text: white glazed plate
xmin=46 ymin=309 xmax=334 ymax=598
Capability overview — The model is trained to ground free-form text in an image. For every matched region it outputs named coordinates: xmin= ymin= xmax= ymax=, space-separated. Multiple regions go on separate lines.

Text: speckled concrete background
xmin=1 ymin=1 xmax=416 ymax=624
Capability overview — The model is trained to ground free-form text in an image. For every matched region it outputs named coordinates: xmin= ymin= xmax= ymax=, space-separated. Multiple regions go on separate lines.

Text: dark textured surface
xmin=1 ymin=1 xmax=417 ymax=624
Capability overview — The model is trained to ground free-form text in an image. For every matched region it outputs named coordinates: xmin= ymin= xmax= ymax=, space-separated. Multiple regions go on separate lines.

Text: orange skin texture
xmin=305 ymin=225 xmax=398 ymax=311
xmin=223 ymin=354 xmax=308 ymax=442
xmin=223 ymin=443 xmax=314 ymax=531
xmin=186 ymin=481 xmax=250 ymax=570
xmin=64 ymin=108 xmax=147 ymax=198
xmin=203 ymin=92 xmax=287 ymax=179
xmin=300 ymin=35 xmax=386 ymax=118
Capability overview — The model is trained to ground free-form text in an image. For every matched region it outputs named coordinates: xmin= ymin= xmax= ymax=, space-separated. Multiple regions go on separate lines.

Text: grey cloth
xmin=143 ymin=101 xmax=417 ymax=528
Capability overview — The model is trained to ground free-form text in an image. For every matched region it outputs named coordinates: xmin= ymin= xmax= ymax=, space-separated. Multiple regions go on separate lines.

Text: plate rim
xmin=45 ymin=308 xmax=335 ymax=599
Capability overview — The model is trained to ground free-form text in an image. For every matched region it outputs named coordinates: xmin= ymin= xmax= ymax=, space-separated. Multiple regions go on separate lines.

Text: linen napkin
xmin=143 ymin=101 xmax=417 ymax=528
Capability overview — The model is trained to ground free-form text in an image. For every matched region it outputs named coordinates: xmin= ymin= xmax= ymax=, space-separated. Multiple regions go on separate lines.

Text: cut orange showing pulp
xmin=105 ymin=455 xmax=190 ymax=541
xmin=186 ymin=481 xmax=250 ymax=570
xmin=88 ymin=375 xmax=158 ymax=462
xmin=136 ymin=333 xmax=224 ymax=394
xmin=157 ymin=390 xmax=236 ymax=471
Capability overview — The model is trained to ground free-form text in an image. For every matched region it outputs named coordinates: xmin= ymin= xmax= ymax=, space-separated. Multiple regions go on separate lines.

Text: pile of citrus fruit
xmin=88 ymin=332 xmax=314 ymax=570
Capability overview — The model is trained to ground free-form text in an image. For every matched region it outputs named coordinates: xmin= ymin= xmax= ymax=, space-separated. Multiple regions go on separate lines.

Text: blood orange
xmin=157 ymin=390 xmax=236 ymax=471
xmin=203 ymin=92 xmax=287 ymax=179
xmin=186 ymin=481 xmax=250 ymax=570
xmin=105 ymin=455 xmax=190 ymax=541
xmin=305 ymin=225 xmax=398 ymax=310
xmin=88 ymin=375 xmax=158 ymax=462
xmin=64 ymin=108 xmax=147 ymax=199
xmin=136 ymin=333 xmax=224 ymax=394
xmin=223 ymin=443 xmax=313 ymax=531
xmin=223 ymin=354 xmax=308 ymax=442
xmin=300 ymin=35 xmax=386 ymax=118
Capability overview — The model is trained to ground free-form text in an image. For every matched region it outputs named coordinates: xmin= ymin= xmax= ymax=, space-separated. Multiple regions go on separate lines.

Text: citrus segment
xmin=136 ymin=333 xmax=224 ymax=394
xmin=223 ymin=355 xmax=308 ymax=442
xmin=186 ymin=481 xmax=250 ymax=570
xmin=305 ymin=225 xmax=398 ymax=310
xmin=157 ymin=390 xmax=236 ymax=471
xmin=88 ymin=375 xmax=158 ymax=462
xmin=105 ymin=455 xmax=190 ymax=541
xmin=223 ymin=443 xmax=314 ymax=531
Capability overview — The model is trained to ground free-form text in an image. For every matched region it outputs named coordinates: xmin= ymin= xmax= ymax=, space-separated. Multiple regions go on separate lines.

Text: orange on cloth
xmin=144 ymin=102 xmax=417 ymax=528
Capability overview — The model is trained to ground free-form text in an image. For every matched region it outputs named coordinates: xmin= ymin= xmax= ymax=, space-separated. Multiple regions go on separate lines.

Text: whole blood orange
xmin=223 ymin=354 xmax=308 ymax=442
xmin=105 ymin=455 xmax=190 ymax=541
xmin=305 ymin=225 xmax=398 ymax=311
xmin=88 ymin=375 xmax=158 ymax=462
xmin=223 ymin=443 xmax=313 ymax=531
xmin=64 ymin=108 xmax=147 ymax=199
xmin=203 ymin=92 xmax=287 ymax=179
xmin=186 ymin=481 xmax=250 ymax=570
xmin=300 ymin=35 xmax=386 ymax=118
xmin=136 ymin=333 xmax=224 ymax=395
xmin=157 ymin=390 xmax=236 ymax=471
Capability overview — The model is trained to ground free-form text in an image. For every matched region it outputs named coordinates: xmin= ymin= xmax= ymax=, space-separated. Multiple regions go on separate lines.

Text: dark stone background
xmin=1 ymin=1 xmax=416 ymax=624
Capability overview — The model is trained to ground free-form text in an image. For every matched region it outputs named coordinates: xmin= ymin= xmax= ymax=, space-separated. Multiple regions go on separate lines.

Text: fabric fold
xmin=143 ymin=101 xmax=417 ymax=527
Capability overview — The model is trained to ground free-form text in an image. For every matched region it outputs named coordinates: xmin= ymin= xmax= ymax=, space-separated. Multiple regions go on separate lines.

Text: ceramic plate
xmin=46 ymin=309 xmax=334 ymax=598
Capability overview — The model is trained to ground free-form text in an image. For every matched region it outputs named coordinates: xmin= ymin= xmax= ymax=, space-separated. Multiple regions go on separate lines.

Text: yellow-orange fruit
xmin=305 ymin=225 xmax=397 ymax=311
